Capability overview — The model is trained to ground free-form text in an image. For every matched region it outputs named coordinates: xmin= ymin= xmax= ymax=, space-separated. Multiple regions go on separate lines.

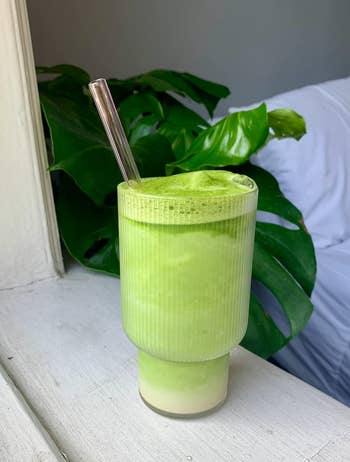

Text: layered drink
xmin=118 ymin=170 xmax=257 ymax=416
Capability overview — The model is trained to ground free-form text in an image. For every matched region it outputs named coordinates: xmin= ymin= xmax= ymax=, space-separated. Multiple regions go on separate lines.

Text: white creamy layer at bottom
xmin=139 ymin=376 xmax=228 ymax=416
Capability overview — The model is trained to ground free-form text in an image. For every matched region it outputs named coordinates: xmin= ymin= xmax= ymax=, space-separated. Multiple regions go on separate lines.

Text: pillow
xmin=229 ymin=77 xmax=350 ymax=248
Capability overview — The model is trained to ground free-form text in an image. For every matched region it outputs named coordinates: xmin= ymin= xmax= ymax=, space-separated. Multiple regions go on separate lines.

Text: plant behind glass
xmin=37 ymin=65 xmax=316 ymax=359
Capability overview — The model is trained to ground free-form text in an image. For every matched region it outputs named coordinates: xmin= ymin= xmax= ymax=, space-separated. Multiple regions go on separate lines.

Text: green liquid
xmin=118 ymin=170 xmax=257 ymax=415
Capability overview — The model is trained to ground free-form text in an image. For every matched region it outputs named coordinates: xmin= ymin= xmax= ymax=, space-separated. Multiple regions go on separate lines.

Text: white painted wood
xmin=0 ymin=363 xmax=66 ymax=462
xmin=0 ymin=0 xmax=63 ymax=289
xmin=0 ymin=265 xmax=349 ymax=462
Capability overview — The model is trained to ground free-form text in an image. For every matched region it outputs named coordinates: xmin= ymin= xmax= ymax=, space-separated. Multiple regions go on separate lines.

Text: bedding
xmin=228 ymin=77 xmax=350 ymax=405
xmin=253 ymin=238 xmax=350 ymax=405
xmin=273 ymin=238 xmax=350 ymax=405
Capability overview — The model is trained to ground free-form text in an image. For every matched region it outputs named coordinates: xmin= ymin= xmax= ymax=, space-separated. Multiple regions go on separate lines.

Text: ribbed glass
xmin=118 ymin=174 xmax=258 ymax=363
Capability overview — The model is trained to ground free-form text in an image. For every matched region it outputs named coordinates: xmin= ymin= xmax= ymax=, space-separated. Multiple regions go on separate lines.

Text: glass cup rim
xmin=117 ymin=173 xmax=258 ymax=202
xmin=117 ymin=173 xmax=258 ymax=225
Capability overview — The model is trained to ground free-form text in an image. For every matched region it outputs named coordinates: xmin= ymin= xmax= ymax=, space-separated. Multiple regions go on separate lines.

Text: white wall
xmin=27 ymin=0 xmax=350 ymax=114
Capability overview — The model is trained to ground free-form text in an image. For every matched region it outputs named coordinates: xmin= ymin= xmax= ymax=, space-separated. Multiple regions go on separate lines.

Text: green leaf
xmin=38 ymin=74 xmax=87 ymax=105
xmin=132 ymin=134 xmax=175 ymax=177
xmin=40 ymin=93 xmax=122 ymax=206
xmin=129 ymin=114 xmax=159 ymax=145
xmin=268 ymin=109 xmax=306 ymax=140
xmin=181 ymin=72 xmax=230 ymax=98
xmin=128 ymin=69 xmax=229 ymax=116
xmin=131 ymin=70 xmax=193 ymax=92
xmin=159 ymin=123 xmax=196 ymax=160
xmin=37 ymin=64 xmax=90 ymax=85
xmin=157 ymin=96 xmax=209 ymax=159
xmin=56 ymin=174 xmax=119 ymax=276
xmin=119 ymin=93 xmax=164 ymax=133
xmin=255 ymin=222 xmax=316 ymax=296
xmin=238 ymin=163 xmax=304 ymax=228
xmin=252 ymin=241 xmax=313 ymax=338
xmin=170 ymin=103 xmax=269 ymax=171
xmin=241 ymin=295 xmax=288 ymax=359
xmin=181 ymin=72 xmax=230 ymax=115
xmin=50 ymin=145 xmax=122 ymax=206
xmin=107 ymin=78 xmax=135 ymax=102
xmin=162 ymin=96 xmax=209 ymax=130
xmin=239 ymin=164 xmax=316 ymax=356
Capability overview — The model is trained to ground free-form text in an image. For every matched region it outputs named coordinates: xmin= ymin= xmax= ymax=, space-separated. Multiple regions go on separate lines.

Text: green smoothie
xmin=118 ymin=170 xmax=257 ymax=416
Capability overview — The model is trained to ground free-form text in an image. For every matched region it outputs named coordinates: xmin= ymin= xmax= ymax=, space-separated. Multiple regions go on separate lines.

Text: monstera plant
xmin=37 ymin=64 xmax=316 ymax=359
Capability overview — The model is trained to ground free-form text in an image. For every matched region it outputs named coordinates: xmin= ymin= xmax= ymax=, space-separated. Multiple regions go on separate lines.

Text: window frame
xmin=0 ymin=0 xmax=63 ymax=289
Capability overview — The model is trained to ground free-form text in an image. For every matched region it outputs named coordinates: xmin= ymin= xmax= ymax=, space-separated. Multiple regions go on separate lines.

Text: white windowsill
xmin=0 ymin=264 xmax=350 ymax=462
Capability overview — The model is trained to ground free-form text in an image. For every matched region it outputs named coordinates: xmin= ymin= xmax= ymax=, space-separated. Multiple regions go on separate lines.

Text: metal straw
xmin=88 ymin=78 xmax=141 ymax=186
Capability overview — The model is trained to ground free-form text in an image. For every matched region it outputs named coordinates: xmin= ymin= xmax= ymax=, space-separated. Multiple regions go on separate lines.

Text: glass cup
xmin=118 ymin=172 xmax=258 ymax=416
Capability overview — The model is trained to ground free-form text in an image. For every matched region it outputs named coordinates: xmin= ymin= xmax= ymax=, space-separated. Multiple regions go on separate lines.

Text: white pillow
xmin=230 ymin=77 xmax=350 ymax=248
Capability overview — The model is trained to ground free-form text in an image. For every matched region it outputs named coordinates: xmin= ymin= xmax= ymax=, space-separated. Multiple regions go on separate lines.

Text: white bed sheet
xmin=255 ymin=238 xmax=350 ymax=406
xmin=219 ymin=77 xmax=350 ymax=405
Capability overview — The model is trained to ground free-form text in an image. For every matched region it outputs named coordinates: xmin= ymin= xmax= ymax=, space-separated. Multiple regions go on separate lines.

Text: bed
xmin=228 ymin=76 xmax=350 ymax=406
